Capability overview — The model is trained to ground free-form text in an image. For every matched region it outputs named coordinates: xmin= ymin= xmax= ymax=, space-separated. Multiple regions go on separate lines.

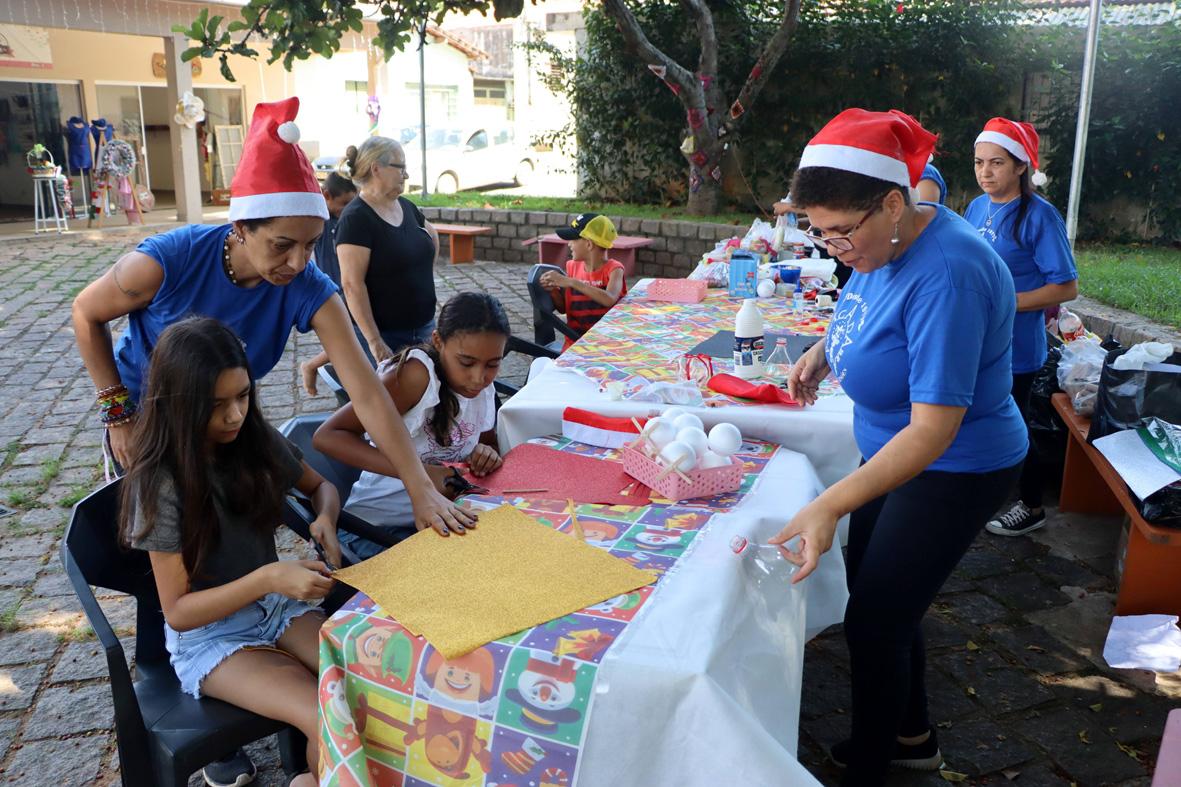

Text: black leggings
xmin=840 ymin=461 xmax=1021 ymax=785
xmin=1010 ymin=371 xmax=1045 ymax=509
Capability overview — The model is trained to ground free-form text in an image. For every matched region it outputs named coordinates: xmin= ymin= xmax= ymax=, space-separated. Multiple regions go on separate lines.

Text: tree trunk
xmin=687 ymin=176 xmax=722 ymax=215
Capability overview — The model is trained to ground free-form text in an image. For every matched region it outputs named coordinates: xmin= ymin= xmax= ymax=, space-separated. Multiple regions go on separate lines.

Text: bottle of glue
xmin=734 ymin=298 xmax=765 ymax=380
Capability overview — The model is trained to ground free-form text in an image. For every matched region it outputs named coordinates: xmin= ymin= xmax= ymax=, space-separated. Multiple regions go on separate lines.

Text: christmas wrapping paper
xmin=553 ymin=283 xmax=841 ymax=401
xmin=318 ymin=436 xmax=777 ymax=786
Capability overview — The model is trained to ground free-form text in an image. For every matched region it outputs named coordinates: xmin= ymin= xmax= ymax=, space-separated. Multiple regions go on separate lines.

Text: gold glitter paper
xmin=332 ymin=504 xmax=657 ymax=658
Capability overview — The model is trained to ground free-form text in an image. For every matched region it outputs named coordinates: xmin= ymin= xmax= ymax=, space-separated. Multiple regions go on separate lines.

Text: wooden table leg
xmin=449 ymin=234 xmax=475 ymax=264
xmin=1059 ymin=431 xmax=1124 ymax=515
xmin=1116 ymin=519 xmax=1181 ymax=616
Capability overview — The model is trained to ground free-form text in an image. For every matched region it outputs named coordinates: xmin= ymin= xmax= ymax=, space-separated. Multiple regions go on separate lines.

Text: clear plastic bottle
xmin=792 ymin=281 xmax=805 ymax=314
xmin=730 ymin=535 xmax=797 ymax=584
xmin=764 ymin=337 xmax=792 ymax=383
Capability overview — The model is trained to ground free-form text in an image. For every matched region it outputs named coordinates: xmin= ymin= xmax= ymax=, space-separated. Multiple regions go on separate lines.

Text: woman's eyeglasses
xmin=805 ymin=206 xmax=879 ymax=253
xmin=382 ymin=160 xmax=409 ymax=175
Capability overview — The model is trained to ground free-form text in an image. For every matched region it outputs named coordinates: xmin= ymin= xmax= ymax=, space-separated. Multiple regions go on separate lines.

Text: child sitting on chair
xmin=313 ymin=292 xmax=509 ymax=559
xmin=539 ymin=213 xmax=628 ymax=350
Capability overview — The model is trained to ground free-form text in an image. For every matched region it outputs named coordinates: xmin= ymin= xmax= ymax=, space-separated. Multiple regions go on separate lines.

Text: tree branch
xmin=600 ymin=0 xmax=703 ymax=108
xmin=729 ymin=0 xmax=802 ymax=127
xmin=679 ymin=0 xmax=718 ymax=81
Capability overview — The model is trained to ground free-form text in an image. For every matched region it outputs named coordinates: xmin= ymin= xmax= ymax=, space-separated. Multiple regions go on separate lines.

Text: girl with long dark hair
xmin=313 ymin=292 xmax=512 ymax=558
xmin=120 ymin=317 xmax=342 ymax=787
xmin=964 ymin=118 xmax=1079 ymax=537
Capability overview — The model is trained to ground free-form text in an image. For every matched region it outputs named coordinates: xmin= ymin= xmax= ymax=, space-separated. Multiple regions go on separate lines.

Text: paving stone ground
xmin=0 ymin=227 xmax=1174 ymax=786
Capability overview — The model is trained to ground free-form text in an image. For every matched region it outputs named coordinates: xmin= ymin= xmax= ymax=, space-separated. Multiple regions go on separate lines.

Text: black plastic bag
xmin=1087 ymin=347 xmax=1181 ymax=443
xmin=1028 ymin=345 xmax=1064 ymax=434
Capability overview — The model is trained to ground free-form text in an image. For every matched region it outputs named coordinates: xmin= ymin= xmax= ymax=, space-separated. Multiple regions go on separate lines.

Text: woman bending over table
xmin=771 ymin=109 xmax=1027 ymax=785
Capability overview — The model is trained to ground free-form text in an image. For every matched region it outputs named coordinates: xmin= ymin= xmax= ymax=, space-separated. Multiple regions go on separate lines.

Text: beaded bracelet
xmin=97 ymin=388 xmax=137 ymax=428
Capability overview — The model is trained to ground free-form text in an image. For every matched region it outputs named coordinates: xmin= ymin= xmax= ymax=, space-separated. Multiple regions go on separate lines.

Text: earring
xmin=891 ymin=222 xmax=900 ymax=245
xmin=235 ymin=233 xmax=245 ymax=244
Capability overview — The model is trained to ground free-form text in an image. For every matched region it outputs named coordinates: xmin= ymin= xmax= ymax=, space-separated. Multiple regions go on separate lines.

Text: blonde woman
xmin=336 ymin=137 xmax=441 ymax=365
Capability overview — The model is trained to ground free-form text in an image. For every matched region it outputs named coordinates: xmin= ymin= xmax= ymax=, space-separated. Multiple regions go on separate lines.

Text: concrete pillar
xmin=164 ymin=33 xmax=203 ymax=223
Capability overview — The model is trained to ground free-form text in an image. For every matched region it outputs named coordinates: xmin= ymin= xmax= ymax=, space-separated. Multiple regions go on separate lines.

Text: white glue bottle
xmin=733 ymin=298 xmax=765 ymax=380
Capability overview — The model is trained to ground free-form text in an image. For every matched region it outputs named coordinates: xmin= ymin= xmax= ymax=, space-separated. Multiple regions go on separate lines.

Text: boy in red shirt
xmin=539 ymin=213 xmax=629 ymax=350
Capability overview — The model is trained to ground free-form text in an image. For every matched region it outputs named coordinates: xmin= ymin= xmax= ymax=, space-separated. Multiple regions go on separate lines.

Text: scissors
xmin=444 ymin=466 xmax=489 ymax=497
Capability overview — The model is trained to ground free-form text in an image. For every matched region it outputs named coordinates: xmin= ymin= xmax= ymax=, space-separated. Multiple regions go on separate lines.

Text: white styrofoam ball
xmin=659 ymin=440 xmax=697 ymax=470
xmin=708 ymin=422 xmax=743 ymax=456
xmin=661 ymin=406 xmax=687 ymax=423
xmin=648 ymin=421 xmax=678 ymax=449
xmin=698 ymin=450 xmax=731 ymax=469
xmin=641 ymin=416 xmax=664 ymax=436
xmin=676 ymin=427 xmax=709 ymax=460
xmin=277 ymin=121 xmax=301 ymax=144
xmin=672 ymin=413 xmax=704 ymax=433
xmin=756 ymin=279 xmax=776 ymax=298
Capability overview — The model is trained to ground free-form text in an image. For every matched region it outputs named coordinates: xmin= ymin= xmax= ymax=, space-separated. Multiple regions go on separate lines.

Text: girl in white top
xmin=313 ymin=292 xmax=509 ymax=558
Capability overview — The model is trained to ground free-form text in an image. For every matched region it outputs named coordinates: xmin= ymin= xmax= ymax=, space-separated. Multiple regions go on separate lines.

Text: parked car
xmin=404 ymin=126 xmax=535 ymax=193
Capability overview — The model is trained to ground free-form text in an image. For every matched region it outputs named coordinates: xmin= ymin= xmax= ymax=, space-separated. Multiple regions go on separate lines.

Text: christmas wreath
xmin=97 ymin=139 xmax=136 ymax=178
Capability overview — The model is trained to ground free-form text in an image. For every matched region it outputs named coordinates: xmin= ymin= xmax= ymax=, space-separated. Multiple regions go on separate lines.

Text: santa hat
xmin=798 ymin=108 xmax=936 ymax=189
xmin=229 ymin=97 xmax=329 ymax=221
xmin=975 ymin=117 xmax=1047 ymax=187
xmin=523 ymin=657 xmax=578 ymax=682
xmin=561 ymin=407 xmax=645 ymax=449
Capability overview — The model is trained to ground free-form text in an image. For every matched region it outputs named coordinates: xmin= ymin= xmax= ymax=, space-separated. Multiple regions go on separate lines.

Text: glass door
xmin=0 ymin=80 xmax=83 ymax=217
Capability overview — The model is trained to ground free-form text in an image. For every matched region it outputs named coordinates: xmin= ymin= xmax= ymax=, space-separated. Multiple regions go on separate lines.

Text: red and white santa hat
xmin=798 ymin=108 xmax=937 ymax=189
xmin=229 ymin=97 xmax=328 ymax=221
xmin=561 ymin=407 xmax=645 ymax=449
xmin=975 ymin=117 xmax=1048 ymax=187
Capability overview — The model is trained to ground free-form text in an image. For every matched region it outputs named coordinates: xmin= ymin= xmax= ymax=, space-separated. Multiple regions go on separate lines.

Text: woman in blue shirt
xmin=770 ymin=109 xmax=1027 ymax=785
xmin=72 ymin=100 xmax=472 ymax=536
xmin=964 ymin=118 xmax=1079 ymax=537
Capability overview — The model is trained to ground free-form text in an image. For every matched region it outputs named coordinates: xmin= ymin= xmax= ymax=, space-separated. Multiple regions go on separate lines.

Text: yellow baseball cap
xmin=555 ymin=213 xmax=617 ymax=249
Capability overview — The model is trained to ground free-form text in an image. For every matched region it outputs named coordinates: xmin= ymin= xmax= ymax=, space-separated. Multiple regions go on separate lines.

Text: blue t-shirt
xmin=920 ymin=163 xmax=947 ymax=205
xmin=826 ymin=206 xmax=1028 ymax=473
xmin=963 ymin=193 xmax=1077 ymax=373
xmin=114 ymin=224 xmax=338 ymax=404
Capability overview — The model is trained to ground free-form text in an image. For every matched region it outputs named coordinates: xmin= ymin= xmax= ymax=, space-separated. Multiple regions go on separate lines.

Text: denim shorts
xmin=165 ymin=592 xmax=321 ymax=698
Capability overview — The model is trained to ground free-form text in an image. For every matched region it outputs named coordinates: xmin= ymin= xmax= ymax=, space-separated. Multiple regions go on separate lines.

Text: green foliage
xmin=1039 ymin=19 xmax=1181 ymax=241
xmin=176 ymin=0 xmax=525 ymax=82
xmin=558 ymin=0 xmax=1039 ymax=208
xmin=1075 ymin=244 xmax=1181 ymax=328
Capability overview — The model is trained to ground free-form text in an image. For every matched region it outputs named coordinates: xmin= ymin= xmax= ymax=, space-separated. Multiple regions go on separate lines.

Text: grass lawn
xmin=413 ymin=192 xmax=756 ymax=225
xmin=1075 ymin=244 xmax=1181 ymax=329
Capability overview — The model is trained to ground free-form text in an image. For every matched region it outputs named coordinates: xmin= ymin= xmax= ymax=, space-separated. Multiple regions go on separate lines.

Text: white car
xmin=403 ymin=126 xmax=535 ymax=194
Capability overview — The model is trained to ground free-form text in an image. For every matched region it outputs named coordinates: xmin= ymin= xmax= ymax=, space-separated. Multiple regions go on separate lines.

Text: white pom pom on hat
xmin=1031 ymin=170 xmax=1048 ymax=187
xmin=277 ymin=121 xmax=301 ymax=144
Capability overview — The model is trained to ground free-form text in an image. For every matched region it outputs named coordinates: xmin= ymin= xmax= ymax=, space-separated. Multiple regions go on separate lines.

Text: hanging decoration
xmin=698 ymin=73 xmax=713 ymax=90
xmin=687 ymin=108 xmax=705 ymax=130
xmin=97 ymin=140 xmax=136 ymax=178
xmin=366 ymin=96 xmax=381 ymax=136
xmin=749 ymin=62 xmax=763 ymax=82
xmin=691 ymin=150 xmax=708 ymax=168
xmin=729 ymin=100 xmax=746 ymax=120
xmin=690 ymin=170 xmax=703 ymax=193
xmin=680 ymin=136 xmax=696 ymax=155
xmin=647 ymin=63 xmax=667 ymax=79
xmin=710 ymin=165 xmax=723 ymax=182
xmin=173 ymin=90 xmax=206 ymax=128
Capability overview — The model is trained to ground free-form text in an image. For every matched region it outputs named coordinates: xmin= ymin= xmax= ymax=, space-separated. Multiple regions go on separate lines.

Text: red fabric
xmin=230 ymin=97 xmax=320 ymax=198
xmin=806 ymin=108 xmax=936 ymax=188
xmin=464 ymin=443 xmax=650 ymax=506
xmin=707 ymin=373 xmax=799 ymax=406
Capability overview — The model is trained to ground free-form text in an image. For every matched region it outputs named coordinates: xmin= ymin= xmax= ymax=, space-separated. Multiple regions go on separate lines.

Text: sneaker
xmin=829 ymin=730 xmax=944 ymax=771
xmin=203 ymin=749 xmax=257 ymax=787
xmin=985 ymin=502 xmax=1046 ymax=537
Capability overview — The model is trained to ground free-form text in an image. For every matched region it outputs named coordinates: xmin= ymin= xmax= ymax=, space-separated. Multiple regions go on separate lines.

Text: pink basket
xmin=645 ymin=278 xmax=707 ymax=303
xmin=622 ymin=443 xmax=743 ymax=501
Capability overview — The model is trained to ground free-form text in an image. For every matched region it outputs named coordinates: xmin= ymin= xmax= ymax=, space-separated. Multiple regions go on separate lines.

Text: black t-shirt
xmin=335 ymin=196 xmax=437 ymax=331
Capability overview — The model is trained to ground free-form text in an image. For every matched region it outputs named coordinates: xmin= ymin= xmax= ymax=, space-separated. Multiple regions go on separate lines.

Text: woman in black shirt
xmin=336 ymin=137 xmax=440 ymax=365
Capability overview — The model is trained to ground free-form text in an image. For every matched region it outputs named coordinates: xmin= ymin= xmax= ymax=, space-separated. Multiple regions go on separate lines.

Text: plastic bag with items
xmin=1057 ymin=336 xmax=1108 ymax=416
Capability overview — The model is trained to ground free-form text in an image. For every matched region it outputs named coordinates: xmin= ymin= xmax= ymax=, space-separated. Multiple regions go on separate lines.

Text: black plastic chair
xmin=527 ymin=263 xmax=581 ymax=349
xmin=60 ymin=480 xmax=307 ymax=787
xmin=494 ymin=334 xmax=560 ymax=400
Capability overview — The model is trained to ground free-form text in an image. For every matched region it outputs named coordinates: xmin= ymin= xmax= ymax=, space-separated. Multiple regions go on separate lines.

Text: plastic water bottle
xmin=765 ymin=337 xmax=792 ymax=383
xmin=792 ymin=281 xmax=805 ymax=314
xmin=733 ymin=298 xmax=765 ymax=380
xmin=730 ymin=535 xmax=798 ymax=584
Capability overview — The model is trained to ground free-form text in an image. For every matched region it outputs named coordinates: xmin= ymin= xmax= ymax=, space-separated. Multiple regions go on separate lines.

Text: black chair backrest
xmin=527 ymin=263 xmax=579 ymax=346
xmin=279 ymin=414 xmax=361 ymax=503
xmin=63 ymin=479 xmax=169 ymax=668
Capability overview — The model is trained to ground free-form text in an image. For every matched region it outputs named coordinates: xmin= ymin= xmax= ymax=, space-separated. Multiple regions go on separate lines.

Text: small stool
xmin=32 ymin=174 xmax=68 ymax=234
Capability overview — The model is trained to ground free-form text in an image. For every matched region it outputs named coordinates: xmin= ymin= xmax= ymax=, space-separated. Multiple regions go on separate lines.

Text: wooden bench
xmin=522 ymin=233 xmax=653 ymax=277
xmin=432 ymin=223 xmax=492 ymax=264
xmin=1052 ymin=392 xmax=1181 ymax=616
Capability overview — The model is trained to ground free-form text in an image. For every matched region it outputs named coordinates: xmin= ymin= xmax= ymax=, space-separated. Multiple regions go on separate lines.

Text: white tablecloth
xmin=498 ymin=362 xmax=859 ymax=491
xmin=576 ymin=446 xmax=844 ymax=786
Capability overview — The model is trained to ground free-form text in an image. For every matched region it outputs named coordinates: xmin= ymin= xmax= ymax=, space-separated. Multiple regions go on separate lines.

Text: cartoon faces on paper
xmin=497 ymin=651 xmax=594 ymax=745
xmin=415 ymin=643 xmax=510 ymax=720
